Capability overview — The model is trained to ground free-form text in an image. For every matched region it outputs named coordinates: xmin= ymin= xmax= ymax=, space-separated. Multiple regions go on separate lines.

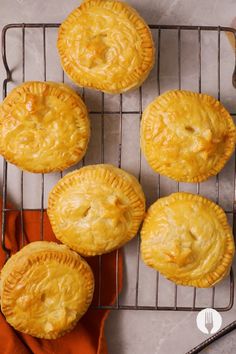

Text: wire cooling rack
xmin=1 ymin=23 xmax=236 ymax=312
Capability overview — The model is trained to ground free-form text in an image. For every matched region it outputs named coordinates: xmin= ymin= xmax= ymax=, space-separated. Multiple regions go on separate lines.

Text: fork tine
xmin=205 ymin=310 xmax=208 ymax=324
xmin=210 ymin=310 xmax=213 ymax=323
xmin=207 ymin=310 xmax=209 ymax=323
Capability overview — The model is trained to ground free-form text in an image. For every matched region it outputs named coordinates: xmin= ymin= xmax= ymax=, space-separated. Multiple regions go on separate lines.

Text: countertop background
xmin=0 ymin=1 xmax=236 ymax=354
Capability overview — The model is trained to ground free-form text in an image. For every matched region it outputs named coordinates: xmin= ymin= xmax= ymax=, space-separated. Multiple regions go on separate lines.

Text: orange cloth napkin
xmin=0 ymin=200 xmax=122 ymax=354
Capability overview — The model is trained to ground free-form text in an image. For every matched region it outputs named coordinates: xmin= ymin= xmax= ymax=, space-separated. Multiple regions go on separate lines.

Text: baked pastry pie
xmin=141 ymin=192 xmax=235 ymax=288
xmin=140 ymin=90 xmax=236 ymax=182
xmin=57 ymin=0 xmax=155 ymax=94
xmin=0 ymin=241 xmax=94 ymax=339
xmin=0 ymin=81 xmax=90 ymax=173
xmin=47 ymin=164 xmax=146 ymax=255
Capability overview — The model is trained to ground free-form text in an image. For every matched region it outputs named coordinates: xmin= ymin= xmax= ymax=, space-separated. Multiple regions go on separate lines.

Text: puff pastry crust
xmin=0 ymin=241 xmax=94 ymax=339
xmin=47 ymin=164 xmax=146 ymax=255
xmin=57 ymin=0 xmax=155 ymax=94
xmin=140 ymin=90 xmax=236 ymax=182
xmin=0 ymin=81 xmax=90 ymax=173
xmin=141 ymin=192 xmax=235 ymax=288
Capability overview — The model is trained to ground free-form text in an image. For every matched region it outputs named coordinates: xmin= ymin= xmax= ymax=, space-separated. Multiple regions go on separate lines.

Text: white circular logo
xmin=196 ymin=308 xmax=222 ymax=334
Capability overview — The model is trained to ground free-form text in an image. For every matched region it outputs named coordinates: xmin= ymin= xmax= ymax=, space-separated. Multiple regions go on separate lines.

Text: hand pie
xmin=57 ymin=0 xmax=155 ymax=94
xmin=47 ymin=164 xmax=146 ymax=256
xmin=141 ymin=192 xmax=235 ymax=288
xmin=0 ymin=81 xmax=90 ymax=173
xmin=140 ymin=90 xmax=236 ymax=182
xmin=0 ymin=241 xmax=94 ymax=339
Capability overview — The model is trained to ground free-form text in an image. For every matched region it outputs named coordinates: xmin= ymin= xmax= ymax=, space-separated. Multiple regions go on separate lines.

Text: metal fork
xmin=205 ymin=310 xmax=214 ymax=334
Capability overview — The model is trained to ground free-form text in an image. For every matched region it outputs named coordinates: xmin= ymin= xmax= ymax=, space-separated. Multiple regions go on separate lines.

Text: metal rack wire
xmin=1 ymin=23 xmax=236 ymax=312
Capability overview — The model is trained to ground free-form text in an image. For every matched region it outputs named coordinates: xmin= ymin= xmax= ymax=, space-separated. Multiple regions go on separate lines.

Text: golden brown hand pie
xmin=140 ymin=90 xmax=236 ymax=182
xmin=47 ymin=164 xmax=146 ymax=256
xmin=0 ymin=81 xmax=90 ymax=173
xmin=0 ymin=241 xmax=94 ymax=339
xmin=57 ymin=0 xmax=155 ymax=94
xmin=141 ymin=192 xmax=235 ymax=288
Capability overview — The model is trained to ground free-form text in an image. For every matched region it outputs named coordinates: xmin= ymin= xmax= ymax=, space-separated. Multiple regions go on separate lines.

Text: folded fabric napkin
xmin=0 ymin=199 xmax=122 ymax=354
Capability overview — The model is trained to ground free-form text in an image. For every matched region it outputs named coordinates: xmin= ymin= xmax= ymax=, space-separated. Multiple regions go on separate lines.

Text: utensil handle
xmin=186 ymin=320 xmax=236 ymax=354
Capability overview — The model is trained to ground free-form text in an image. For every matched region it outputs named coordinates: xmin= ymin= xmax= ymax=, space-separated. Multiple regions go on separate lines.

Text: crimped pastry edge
xmin=140 ymin=90 xmax=236 ymax=182
xmin=0 ymin=241 xmax=94 ymax=339
xmin=141 ymin=192 xmax=235 ymax=288
xmin=57 ymin=0 xmax=155 ymax=94
xmin=0 ymin=81 xmax=90 ymax=173
xmin=47 ymin=164 xmax=146 ymax=256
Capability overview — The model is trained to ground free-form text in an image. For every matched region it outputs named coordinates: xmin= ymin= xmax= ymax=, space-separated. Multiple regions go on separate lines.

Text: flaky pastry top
xmin=141 ymin=193 xmax=235 ymax=287
xmin=141 ymin=90 xmax=236 ymax=182
xmin=47 ymin=164 xmax=145 ymax=255
xmin=0 ymin=81 xmax=90 ymax=173
xmin=57 ymin=0 xmax=155 ymax=93
xmin=0 ymin=242 xmax=94 ymax=339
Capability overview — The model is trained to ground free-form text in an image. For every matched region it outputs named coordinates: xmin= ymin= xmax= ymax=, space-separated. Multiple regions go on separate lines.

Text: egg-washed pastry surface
xmin=0 ymin=241 xmax=94 ymax=339
xmin=141 ymin=192 xmax=235 ymax=288
xmin=140 ymin=90 xmax=236 ymax=182
xmin=57 ymin=0 xmax=155 ymax=94
xmin=0 ymin=81 xmax=90 ymax=173
xmin=47 ymin=164 xmax=146 ymax=256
